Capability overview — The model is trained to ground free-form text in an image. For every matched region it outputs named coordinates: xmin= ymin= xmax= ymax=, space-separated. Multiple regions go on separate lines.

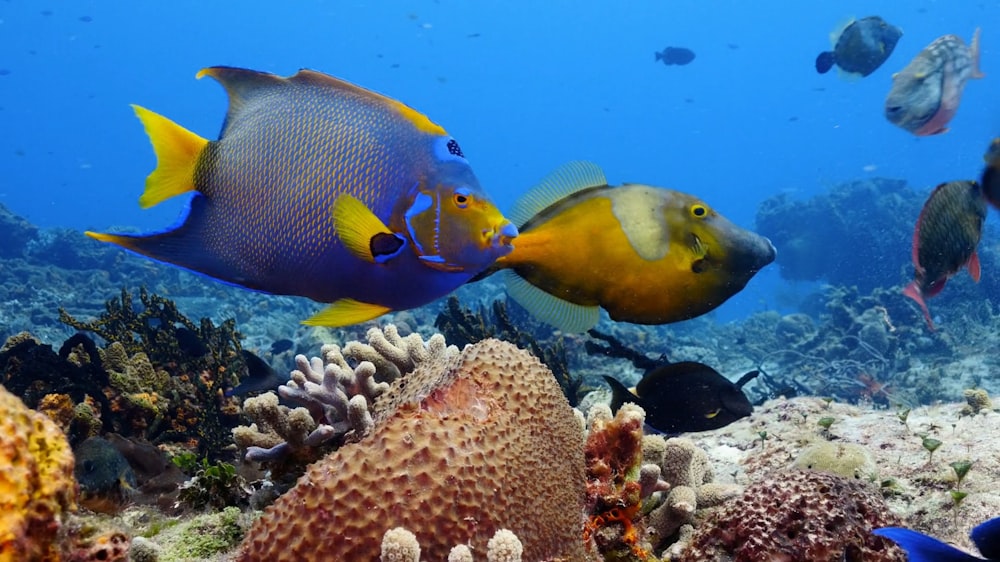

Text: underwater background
xmin=3 ymin=1 xmax=1000 ymax=561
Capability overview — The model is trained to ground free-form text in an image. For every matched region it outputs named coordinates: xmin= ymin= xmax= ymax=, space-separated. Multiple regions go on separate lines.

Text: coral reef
xmin=233 ymin=325 xmax=454 ymax=473
xmin=673 ymin=470 xmax=904 ymax=561
xmin=0 ymin=384 xmax=77 ymax=561
xmin=236 ymin=338 xmax=589 ymax=562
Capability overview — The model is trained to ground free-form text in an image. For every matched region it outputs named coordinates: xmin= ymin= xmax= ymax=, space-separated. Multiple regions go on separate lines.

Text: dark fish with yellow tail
xmin=885 ymin=29 xmax=984 ymax=136
xmin=86 ymin=66 xmax=517 ymax=327
xmin=74 ymin=436 xmax=137 ymax=514
xmin=488 ymin=161 xmax=775 ymax=332
xmin=815 ymin=16 xmax=902 ymax=78
xmin=603 ymin=363 xmax=757 ymax=434
xmin=983 ymin=138 xmax=1000 ymax=210
xmin=903 ymin=180 xmax=987 ymax=330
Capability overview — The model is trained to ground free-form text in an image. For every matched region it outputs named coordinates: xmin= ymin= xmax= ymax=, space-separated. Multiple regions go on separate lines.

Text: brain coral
xmin=677 ymin=469 xmax=904 ymax=562
xmin=0 ymin=384 xmax=77 ymax=562
xmin=237 ymin=338 xmax=589 ymax=562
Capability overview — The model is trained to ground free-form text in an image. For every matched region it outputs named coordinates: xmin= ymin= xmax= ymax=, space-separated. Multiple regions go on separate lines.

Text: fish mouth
xmin=491 ymin=221 xmax=519 ymax=251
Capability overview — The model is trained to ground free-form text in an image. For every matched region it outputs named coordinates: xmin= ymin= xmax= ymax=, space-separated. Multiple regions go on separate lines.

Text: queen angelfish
xmin=86 ymin=67 xmax=517 ymax=327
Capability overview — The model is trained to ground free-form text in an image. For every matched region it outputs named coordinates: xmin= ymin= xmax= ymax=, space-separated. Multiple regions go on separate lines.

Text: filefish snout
xmin=706 ymin=218 xmax=777 ymax=279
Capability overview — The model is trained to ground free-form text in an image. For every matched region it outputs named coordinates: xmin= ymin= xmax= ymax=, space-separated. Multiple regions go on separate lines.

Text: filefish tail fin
xmin=501 ymin=269 xmax=599 ymax=333
xmin=970 ymin=27 xmax=985 ymax=79
xmin=302 ymin=298 xmax=392 ymax=327
xmin=86 ymin=194 xmax=251 ymax=289
xmin=130 ymin=105 xmax=208 ymax=209
xmin=815 ymin=51 xmax=836 ymax=74
xmin=873 ymin=527 xmax=984 ymax=562
xmin=968 ymin=250 xmax=981 ymax=281
xmin=902 ymin=281 xmax=935 ymax=330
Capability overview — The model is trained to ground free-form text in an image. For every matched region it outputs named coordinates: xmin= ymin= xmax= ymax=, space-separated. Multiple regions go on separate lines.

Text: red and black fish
xmin=903 ymin=180 xmax=987 ymax=329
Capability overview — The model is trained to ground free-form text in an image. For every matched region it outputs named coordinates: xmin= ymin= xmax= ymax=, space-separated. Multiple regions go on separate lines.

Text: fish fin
xmin=196 ymin=67 xmax=287 ymax=134
xmin=873 ymin=527 xmax=984 ymax=562
xmin=332 ymin=194 xmax=406 ymax=264
xmin=602 ymin=375 xmax=641 ymax=413
xmin=501 ymin=269 xmax=599 ymax=333
xmin=302 ymin=298 xmax=392 ymax=327
xmin=971 ymin=516 xmax=1000 ymax=559
xmin=704 ymin=408 xmax=721 ymax=419
xmin=130 ymin=105 xmax=208 ymax=209
xmin=828 ymin=16 xmax=856 ymax=46
xmin=902 ymin=281 xmax=935 ymax=330
xmin=815 ymin=51 xmax=836 ymax=74
xmin=509 ymin=161 xmax=608 ymax=227
xmin=970 ymin=27 xmax=985 ymax=79
xmin=735 ymin=370 xmax=760 ymax=388
xmin=968 ymin=250 xmax=981 ymax=282
xmin=86 ymin=195 xmax=282 ymax=293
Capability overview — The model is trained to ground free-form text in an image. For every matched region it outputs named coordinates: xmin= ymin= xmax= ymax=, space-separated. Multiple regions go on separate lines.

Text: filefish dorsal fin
xmin=509 ymin=161 xmax=607 ymax=227
xmin=131 ymin=105 xmax=208 ymax=208
xmin=331 ymin=194 xmax=405 ymax=264
xmin=303 ymin=298 xmax=392 ymax=327
xmin=501 ymin=270 xmax=599 ymax=333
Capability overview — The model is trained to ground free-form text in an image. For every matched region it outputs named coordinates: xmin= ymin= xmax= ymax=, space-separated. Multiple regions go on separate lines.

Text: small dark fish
xmin=885 ymin=29 xmax=983 ymax=136
xmin=78 ymin=15 xmax=92 ymax=22
xmin=0 ymin=69 xmax=10 ymax=76
xmin=227 ymin=350 xmax=287 ymax=397
xmin=982 ymin=138 xmax=1000 ymax=210
xmin=875 ymin=515 xmax=1000 ymax=561
xmin=816 ymin=16 xmax=902 ymax=78
xmin=270 ymin=338 xmax=294 ymax=355
xmin=603 ymin=361 xmax=755 ymax=434
xmin=654 ymin=46 xmax=696 ymax=66
xmin=903 ymin=180 xmax=987 ymax=329
xmin=467 ymin=32 xmax=481 ymax=38
xmin=74 ymin=437 xmax=137 ymax=514
xmin=174 ymin=326 xmax=209 ymax=357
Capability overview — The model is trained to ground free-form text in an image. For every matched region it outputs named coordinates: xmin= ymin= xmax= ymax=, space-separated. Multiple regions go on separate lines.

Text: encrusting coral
xmin=673 ymin=469 xmax=905 ymax=561
xmin=233 ymin=325 xmax=457 ymax=468
xmin=0 ymin=384 xmax=77 ymax=562
xmin=235 ymin=338 xmax=589 ymax=562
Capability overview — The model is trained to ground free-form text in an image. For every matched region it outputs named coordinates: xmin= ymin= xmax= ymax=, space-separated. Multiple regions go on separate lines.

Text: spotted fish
xmin=487 ymin=162 xmax=776 ymax=332
xmin=86 ymin=67 xmax=517 ymax=327
xmin=885 ymin=29 xmax=983 ymax=135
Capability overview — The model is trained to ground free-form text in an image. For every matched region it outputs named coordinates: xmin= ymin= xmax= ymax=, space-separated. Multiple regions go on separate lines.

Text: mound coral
xmin=675 ymin=469 xmax=905 ymax=561
xmin=236 ymin=338 xmax=589 ymax=562
xmin=0 ymin=384 xmax=77 ymax=562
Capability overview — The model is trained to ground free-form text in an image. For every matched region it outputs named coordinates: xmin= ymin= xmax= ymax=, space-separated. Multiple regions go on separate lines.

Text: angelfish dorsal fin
xmin=501 ymin=270 xmax=600 ymax=333
xmin=509 ymin=161 xmax=607 ymax=227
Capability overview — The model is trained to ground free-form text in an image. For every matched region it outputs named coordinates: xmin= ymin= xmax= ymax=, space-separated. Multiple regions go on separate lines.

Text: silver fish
xmin=885 ymin=29 xmax=983 ymax=136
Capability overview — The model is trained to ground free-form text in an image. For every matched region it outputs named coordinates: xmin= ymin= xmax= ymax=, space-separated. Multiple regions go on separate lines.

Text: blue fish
xmin=875 ymin=515 xmax=1000 ymax=561
xmin=86 ymin=67 xmax=517 ymax=327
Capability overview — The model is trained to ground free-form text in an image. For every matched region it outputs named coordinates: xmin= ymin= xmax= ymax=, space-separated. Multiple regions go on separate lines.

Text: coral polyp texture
xmin=677 ymin=469 xmax=905 ymax=561
xmin=0 ymin=384 xmax=77 ymax=562
xmin=235 ymin=338 xmax=589 ymax=562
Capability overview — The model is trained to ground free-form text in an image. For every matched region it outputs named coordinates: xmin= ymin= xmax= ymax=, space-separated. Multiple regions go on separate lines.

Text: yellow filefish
xmin=86 ymin=67 xmax=517 ymax=327
xmin=491 ymin=162 xmax=776 ymax=332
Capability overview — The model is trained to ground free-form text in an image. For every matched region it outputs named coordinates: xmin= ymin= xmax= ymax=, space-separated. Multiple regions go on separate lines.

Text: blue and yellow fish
xmin=87 ymin=67 xmax=517 ymax=327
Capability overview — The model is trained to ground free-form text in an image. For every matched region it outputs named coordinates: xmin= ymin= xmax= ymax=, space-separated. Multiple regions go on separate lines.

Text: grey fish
xmin=74 ymin=436 xmax=137 ymax=514
xmin=816 ymin=16 xmax=902 ymax=78
xmin=885 ymin=29 xmax=983 ymax=136
xmin=654 ymin=46 xmax=696 ymax=66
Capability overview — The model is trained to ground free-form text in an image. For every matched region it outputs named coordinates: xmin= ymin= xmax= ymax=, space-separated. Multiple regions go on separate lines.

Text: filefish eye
xmin=691 ymin=205 xmax=707 ymax=218
xmin=454 ymin=187 xmax=472 ymax=208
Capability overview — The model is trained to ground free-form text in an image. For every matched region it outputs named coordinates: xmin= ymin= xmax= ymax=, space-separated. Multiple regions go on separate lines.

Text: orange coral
xmin=236 ymin=338 xmax=590 ymax=562
xmin=0 ymin=385 xmax=77 ymax=562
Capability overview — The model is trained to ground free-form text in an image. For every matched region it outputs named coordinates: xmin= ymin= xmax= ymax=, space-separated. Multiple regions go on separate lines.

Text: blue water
xmin=1 ymin=0 xmax=997 ymax=321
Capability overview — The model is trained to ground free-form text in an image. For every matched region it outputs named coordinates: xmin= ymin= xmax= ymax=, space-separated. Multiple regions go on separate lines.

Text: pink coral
xmin=677 ymin=469 xmax=905 ymax=561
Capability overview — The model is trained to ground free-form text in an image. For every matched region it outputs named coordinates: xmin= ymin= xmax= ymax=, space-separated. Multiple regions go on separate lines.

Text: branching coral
xmin=233 ymin=326 xmax=455 ymax=468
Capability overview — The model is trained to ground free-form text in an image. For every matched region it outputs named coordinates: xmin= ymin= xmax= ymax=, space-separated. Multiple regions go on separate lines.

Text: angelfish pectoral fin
xmin=302 ymin=299 xmax=393 ymax=327
xmin=332 ymin=194 xmax=407 ymax=263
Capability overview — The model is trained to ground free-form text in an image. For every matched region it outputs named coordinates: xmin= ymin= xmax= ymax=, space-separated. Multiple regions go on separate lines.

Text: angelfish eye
xmin=691 ymin=205 xmax=707 ymax=218
xmin=454 ymin=187 xmax=472 ymax=208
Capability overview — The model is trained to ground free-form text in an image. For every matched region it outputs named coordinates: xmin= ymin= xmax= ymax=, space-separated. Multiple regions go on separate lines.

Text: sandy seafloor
xmin=3 ymin=202 xmax=1000 ymax=561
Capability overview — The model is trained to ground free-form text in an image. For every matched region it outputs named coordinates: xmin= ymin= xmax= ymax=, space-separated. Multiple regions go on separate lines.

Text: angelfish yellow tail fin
xmin=131 ymin=104 xmax=209 ymax=209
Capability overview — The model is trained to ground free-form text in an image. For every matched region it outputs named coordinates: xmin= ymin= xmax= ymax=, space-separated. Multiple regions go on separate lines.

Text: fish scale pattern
xmin=236 ymin=338 xmax=590 ymax=562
